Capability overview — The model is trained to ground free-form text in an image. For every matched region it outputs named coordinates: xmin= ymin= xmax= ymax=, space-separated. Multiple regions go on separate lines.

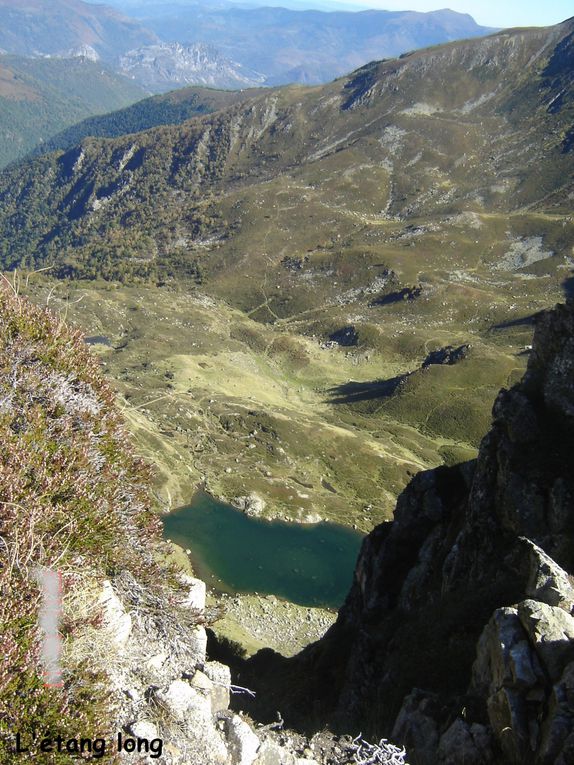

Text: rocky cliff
xmin=280 ymin=299 xmax=574 ymax=763
xmin=119 ymin=42 xmax=266 ymax=92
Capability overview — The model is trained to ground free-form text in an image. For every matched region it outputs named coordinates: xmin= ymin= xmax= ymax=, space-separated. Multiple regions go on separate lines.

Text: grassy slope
xmin=0 ymin=55 xmax=146 ymax=168
xmin=0 ymin=282 xmax=173 ymax=762
xmin=3 ymin=21 xmax=574 ymax=528
xmin=20 ymin=277 xmax=518 ymax=531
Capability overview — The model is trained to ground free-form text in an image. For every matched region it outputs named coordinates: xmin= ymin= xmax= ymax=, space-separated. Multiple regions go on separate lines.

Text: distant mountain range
xmin=114 ymin=2 xmax=497 ymax=85
xmin=0 ymin=0 xmax=156 ymax=59
xmin=119 ymin=42 xmax=266 ymax=91
xmin=0 ymin=0 xmax=496 ymax=91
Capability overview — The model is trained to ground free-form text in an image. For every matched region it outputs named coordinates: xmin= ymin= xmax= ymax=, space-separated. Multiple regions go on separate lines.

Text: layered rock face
xmin=305 ymin=301 xmax=574 ymax=764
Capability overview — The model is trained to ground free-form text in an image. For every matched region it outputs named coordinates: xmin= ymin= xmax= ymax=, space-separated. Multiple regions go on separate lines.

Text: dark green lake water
xmin=163 ymin=492 xmax=364 ymax=609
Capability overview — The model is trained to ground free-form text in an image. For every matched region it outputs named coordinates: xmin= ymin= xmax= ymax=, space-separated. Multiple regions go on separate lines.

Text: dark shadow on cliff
xmin=207 ymin=461 xmax=524 ymax=739
xmin=562 ymin=274 xmax=574 ymax=300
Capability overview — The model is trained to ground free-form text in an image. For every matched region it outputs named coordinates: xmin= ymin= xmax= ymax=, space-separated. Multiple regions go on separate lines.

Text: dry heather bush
xmin=0 ymin=281 xmax=188 ymax=762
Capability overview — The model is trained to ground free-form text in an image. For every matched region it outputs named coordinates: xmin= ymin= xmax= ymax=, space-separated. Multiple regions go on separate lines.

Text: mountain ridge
xmin=0 ymin=0 xmax=497 ymax=90
xmin=0 ymin=0 xmax=158 ymax=60
xmin=140 ymin=3 xmax=496 ymax=85
xmin=0 ymin=20 xmax=572 ymax=279
xmin=33 ymin=85 xmax=258 ymax=157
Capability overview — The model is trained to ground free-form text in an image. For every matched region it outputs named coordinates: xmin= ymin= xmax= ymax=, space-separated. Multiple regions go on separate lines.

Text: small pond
xmin=163 ymin=492 xmax=364 ymax=609
xmin=84 ymin=335 xmax=111 ymax=346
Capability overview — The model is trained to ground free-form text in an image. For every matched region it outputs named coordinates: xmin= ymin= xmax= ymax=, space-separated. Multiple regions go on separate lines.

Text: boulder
xmin=180 ymin=576 xmax=207 ymax=611
xmin=517 ymin=600 xmax=574 ymax=682
xmin=422 ymin=344 xmax=470 ymax=369
xmin=522 ymin=539 xmax=574 ymax=611
xmin=234 ymin=493 xmax=266 ymax=517
xmin=145 ymin=652 xmax=168 ymax=673
xmin=223 ymin=715 xmax=261 ymax=765
xmin=128 ymin=720 xmax=160 ymax=741
xmin=437 ymin=719 xmax=495 ymax=765
xmin=155 ymin=679 xmax=210 ymax=720
xmin=255 ymin=739 xmax=297 ymax=765
xmin=204 ymin=661 xmax=232 ymax=713
xmin=188 ymin=626 xmax=208 ymax=664
xmin=472 ymin=607 xmax=544 ymax=695
xmin=99 ymin=580 xmax=132 ymax=650
xmin=190 ymin=669 xmax=214 ymax=698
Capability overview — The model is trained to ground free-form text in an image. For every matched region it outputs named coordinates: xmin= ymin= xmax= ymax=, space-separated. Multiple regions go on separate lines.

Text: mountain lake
xmin=163 ymin=491 xmax=364 ymax=609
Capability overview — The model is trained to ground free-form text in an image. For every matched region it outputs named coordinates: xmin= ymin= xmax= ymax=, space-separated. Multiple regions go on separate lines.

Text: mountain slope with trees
xmin=35 ymin=85 xmax=260 ymax=157
xmin=0 ymin=54 xmax=146 ymax=168
xmin=0 ymin=21 xmax=571 ymax=280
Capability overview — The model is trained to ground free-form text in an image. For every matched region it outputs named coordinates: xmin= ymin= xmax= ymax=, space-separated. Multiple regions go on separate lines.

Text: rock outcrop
xmin=290 ymin=300 xmax=574 ymax=764
xmin=101 ymin=570 xmax=331 ymax=765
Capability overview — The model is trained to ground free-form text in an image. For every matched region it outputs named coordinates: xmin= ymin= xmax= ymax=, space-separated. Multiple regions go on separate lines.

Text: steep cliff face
xmin=295 ymin=301 xmax=574 ymax=764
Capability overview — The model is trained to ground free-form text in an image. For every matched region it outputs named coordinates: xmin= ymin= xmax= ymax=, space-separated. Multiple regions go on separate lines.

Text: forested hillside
xmin=36 ymin=86 xmax=260 ymax=157
xmin=0 ymin=55 xmax=145 ymax=168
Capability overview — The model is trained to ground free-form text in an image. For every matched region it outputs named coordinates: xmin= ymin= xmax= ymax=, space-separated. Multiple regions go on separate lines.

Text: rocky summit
xmin=119 ymin=42 xmax=266 ymax=92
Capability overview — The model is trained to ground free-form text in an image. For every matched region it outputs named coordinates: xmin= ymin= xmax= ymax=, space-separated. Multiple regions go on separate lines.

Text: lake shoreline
xmin=164 ymin=489 xmax=364 ymax=609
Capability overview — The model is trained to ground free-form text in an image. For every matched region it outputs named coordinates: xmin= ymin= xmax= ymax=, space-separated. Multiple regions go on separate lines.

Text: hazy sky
xmin=335 ymin=1 xmax=573 ymax=28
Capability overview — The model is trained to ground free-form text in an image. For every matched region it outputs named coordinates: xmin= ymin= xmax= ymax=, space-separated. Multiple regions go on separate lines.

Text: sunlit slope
xmin=0 ymin=21 xmax=572 ymax=276
xmin=5 ymin=20 xmax=574 ymax=523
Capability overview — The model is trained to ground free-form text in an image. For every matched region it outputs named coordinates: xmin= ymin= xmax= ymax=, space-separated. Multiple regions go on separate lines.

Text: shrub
xmin=0 ymin=280 xmax=170 ymax=762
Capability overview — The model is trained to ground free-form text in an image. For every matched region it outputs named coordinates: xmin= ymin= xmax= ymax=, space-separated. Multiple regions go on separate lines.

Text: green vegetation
xmin=0 ymin=55 xmax=146 ymax=168
xmin=0 ymin=280 xmax=182 ymax=762
xmin=1 ymin=21 xmax=573 ymax=534
xmin=37 ymin=86 xmax=255 ymax=157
